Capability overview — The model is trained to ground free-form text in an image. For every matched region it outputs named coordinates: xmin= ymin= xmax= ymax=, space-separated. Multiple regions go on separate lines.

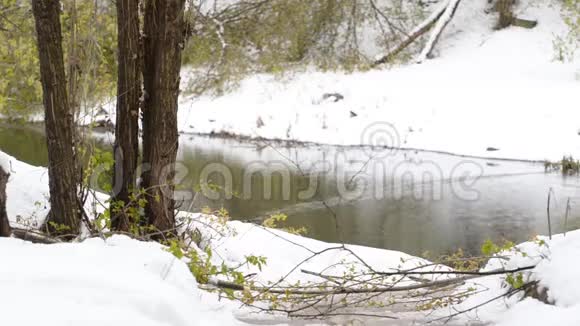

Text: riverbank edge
xmin=0 ymin=119 xmax=549 ymax=165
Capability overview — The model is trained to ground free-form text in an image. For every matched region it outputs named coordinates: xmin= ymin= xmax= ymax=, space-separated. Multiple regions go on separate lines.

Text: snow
xmin=75 ymin=1 xmax=580 ymax=162
xmin=175 ymin=0 xmax=579 ymax=162
xmin=0 ymin=150 xmax=440 ymax=325
xmin=0 ymin=151 xmax=50 ymax=228
xmin=416 ymin=0 xmax=462 ymax=63
xmin=182 ymin=213 xmax=436 ymax=286
xmin=496 ymin=299 xmax=580 ymax=326
xmin=10 ymin=1 xmax=580 ymax=163
xmin=3 ymin=1 xmax=580 ymax=324
xmin=2 ymin=146 xmax=580 ymax=325
xmin=431 ymin=230 xmax=580 ymax=325
xmin=0 ymin=235 xmax=244 ymax=326
xmin=0 ymin=150 xmax=9 ymax=172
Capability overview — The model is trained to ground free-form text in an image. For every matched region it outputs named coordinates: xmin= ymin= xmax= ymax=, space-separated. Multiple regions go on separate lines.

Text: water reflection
xmin=2 ymin=124 xmax=580 ymax=256
xmin=0 ymin=123 xmax=48 ymax=166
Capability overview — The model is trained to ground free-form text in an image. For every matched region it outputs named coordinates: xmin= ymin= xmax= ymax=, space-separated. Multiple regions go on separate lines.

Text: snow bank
xmin=11 ymin=1 xmax=580 ymax=163
xmin=181 ymin=213 xmax=436 ymax=286
xmin=55 ymin=1 xmax=579 ymax=162
xmin=3 ymin=148 xmax=580 ymax=325
xmin=0 ymin=153 xmax=247 ymax=324
xmin=0 ymin=150 xmax=438 ymax=324
xmin=174 ymin=1 xmax=579 ymax=162
xmin=0 ymin=235 xmax=243 ymax=326
xmin=0 ymin=151 xmax=50 ymax=228
xmin=0 ymin=150 xmax=431 ymax=283
xmin=0 ymin=150 xmax=9 ymax=172
xmin=496 ymin=231 xmax=580 ymax=326
xmin=436 ymin=230 xmax=580 ymax=325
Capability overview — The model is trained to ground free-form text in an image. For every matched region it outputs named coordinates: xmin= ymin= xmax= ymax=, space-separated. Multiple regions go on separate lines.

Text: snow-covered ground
xmin=0 ymin=150 xmax=439 ymax=325
xmin=77 ymin=0 xmax=580 ymax=162
xmin=3 ymin=1 xmax=580 ymax=323
xmin=17 ymin=1 xmax=578 ymax=161
xmin=0 ymin=235 xmax=244 ymax=326
xmin=176 ymin=0 xmax=579 ymax=162
xmin=2 ymin=148 xmax=580 ymax=325
xmin=0 ymin=150 xmax=50 ymax=227
xmin=444 ymin=230 xmax=580 ymax=326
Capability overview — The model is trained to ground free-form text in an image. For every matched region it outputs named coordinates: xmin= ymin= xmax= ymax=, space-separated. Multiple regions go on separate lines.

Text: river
xmin=1 ymin=123 xmax=579 ymax=257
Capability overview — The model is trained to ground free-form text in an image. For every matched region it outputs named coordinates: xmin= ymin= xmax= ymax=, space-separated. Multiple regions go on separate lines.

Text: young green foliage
xmin=0 ymin=0 xmax=116 ymax=118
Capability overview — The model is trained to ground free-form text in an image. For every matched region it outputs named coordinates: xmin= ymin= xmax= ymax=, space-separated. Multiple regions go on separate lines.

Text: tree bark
xmin=495 ymin=0 xmax=537 ymax=30
xmin=496 ymin=0 xmax=514 ymax=29
xmin=112 ymin=0 xmax=142 ymax=231
xmin=142 ymin=0 xmax=186 ymax=235
xmin=32 ymin=0 xmax=81 ymax=236
xmin=511 ymin=17 xmax=537 ymax=29
xmin=0 ymin=166 xmax=10 ymax=237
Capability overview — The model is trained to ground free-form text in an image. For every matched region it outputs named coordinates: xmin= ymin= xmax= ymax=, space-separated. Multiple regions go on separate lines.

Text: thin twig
xmin=547 ymin=188 xmax=553 ymax=240
xmin=564 ymin=197 xmax=570 ymax=236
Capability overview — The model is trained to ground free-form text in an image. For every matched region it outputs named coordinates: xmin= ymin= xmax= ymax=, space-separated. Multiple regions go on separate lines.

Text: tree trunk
xmin=494 ymin=0 xmax=537 ymax=29
xmin=32 ymin=0 xmax=81 ymax=236
xmin=142 ymin=0 xmax=186 ymax=235
xmin=112 ymin=0 xmax=142 ymax=232
xmin=0 ymin=166 xmax=10 ymax=237
xmin=496 ymin=0 xmax=514 ymax=29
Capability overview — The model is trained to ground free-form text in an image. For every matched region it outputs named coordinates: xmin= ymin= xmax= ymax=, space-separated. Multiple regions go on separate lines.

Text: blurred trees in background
xmin=0 ymin=0 xmax=116 ymax=118
xmin=2 ymin=0 xmax=580 ymax=118
xmin=0 ymin=0 xmax=431 ymax=116
xmin=184 ymin=0 xmax=428 ymax=93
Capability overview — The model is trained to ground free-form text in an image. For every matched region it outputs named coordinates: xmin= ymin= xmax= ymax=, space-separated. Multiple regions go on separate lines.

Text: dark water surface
xmin=2 ymin=123 xmax=580 ymax=256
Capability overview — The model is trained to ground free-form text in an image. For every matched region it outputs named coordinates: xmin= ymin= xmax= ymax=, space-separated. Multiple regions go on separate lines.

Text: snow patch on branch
xmin=417 ymin=0 xmax=462 ymax=63
xmin=410 ymin=0 xmax=451 ymax=37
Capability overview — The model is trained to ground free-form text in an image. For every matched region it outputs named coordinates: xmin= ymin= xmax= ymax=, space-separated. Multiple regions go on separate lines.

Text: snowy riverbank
xmin=2 ymin=149 xmax=580 ymax=325
xmin=0 ymin=150 xmax=434 ymax=325
xmin=68 ymin=0 xmax=580 ymax=163
xmin=12 ymin=2 xmax=579 ymax=162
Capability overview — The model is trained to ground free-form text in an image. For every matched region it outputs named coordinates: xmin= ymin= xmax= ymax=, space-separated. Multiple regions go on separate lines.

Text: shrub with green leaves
xmin=183 ymin=0 xmax=427 ymax=95
xmin=0 ymin=1 xmax=41 ymax=117
xmin=554 ymin=0 xmax=580 ymax=61
xmin=0 ymin=0 xmax=431 ymax=110
xmin=0 ymin=0 xmax=116 ymax=118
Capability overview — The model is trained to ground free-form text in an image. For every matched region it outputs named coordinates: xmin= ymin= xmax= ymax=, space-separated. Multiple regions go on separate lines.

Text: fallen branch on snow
xmin=11 ymin=227 xmax=62 ymax=244
xmin=373 ymin=0 xmax=452 ymax=66
xmin=417 ymin=0 xmax=462 ymax=63
xmin=207 ymin=265 xmax=536 ymax=296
